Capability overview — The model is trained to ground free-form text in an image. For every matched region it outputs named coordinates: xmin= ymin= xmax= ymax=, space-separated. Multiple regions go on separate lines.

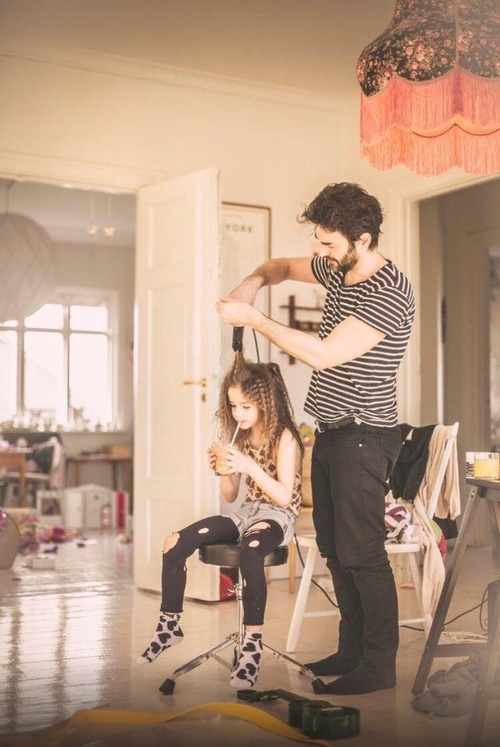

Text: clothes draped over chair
xmin=390 ymin=424 xmax=435 ymax=501
xmin=389 ymin=424 xmax=461 ymax=620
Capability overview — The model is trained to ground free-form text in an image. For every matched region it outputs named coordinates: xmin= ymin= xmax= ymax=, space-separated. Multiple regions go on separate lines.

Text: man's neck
xmin=344 ymin=249 xmax=387 ymax=286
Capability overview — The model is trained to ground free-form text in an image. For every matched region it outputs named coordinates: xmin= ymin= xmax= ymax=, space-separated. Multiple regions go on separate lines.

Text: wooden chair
xmin=288 ymin=445 xmax=313 ymax=593
xmin=3 ymin=437 xmax=65 ymax=507
xmin=286 ymin=423 xmax=460 ymax=653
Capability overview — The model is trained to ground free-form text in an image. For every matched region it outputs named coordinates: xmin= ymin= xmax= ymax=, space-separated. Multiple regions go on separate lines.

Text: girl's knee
xmin=245 ymin=521 xmax=271 ymax=548
xmin=162 ymin=532 xmax=180 ymax=553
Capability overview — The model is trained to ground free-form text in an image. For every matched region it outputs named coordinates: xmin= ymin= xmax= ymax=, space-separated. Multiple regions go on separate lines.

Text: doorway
xmin=0 ymin=179 xmax=136 ymax=492
xmin=419 ymin=177 xmax=500 ymax=546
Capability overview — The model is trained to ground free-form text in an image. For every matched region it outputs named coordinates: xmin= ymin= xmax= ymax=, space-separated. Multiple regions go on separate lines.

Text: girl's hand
xmin=223 ymin=445 xmax=253 ymax=475
xmin=207 ymin=446 xmax=217 ymax=472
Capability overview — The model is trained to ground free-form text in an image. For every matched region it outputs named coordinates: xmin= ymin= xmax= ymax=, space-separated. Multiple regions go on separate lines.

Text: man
xmin=216 ymin=182 xmax=415 ymax=695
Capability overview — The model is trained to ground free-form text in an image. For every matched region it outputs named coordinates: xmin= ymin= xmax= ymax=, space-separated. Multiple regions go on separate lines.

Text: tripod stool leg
xmin=262 ymin=642 xmax=326 ymax=693
xmin=159 ymin=633 xmax=238 ymax=694
xmin=160 ymin=574 xmax=246 ymax=694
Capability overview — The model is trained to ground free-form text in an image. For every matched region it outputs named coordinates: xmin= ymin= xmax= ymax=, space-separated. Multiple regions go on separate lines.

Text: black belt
xmin=316 ymin=416 xmax=361 ymax=432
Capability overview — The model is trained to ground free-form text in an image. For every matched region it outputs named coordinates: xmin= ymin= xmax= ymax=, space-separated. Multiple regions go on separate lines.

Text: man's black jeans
xmin=311 ymin=422 xmax=402 ymax=673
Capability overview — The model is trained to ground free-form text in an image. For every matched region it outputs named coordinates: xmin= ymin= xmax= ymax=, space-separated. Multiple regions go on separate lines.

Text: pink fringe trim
xmin=360 ymin=125 xmax=500 ymax=176
xmin=360 ymin=67 xmax=500 ymax=145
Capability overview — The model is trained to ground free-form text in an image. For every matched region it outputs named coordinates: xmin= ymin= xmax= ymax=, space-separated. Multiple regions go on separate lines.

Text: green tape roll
xmin=288 ymin=699 xmax=331 ymax=728
xmin=301 ymin=704 xmax=361 ymax=739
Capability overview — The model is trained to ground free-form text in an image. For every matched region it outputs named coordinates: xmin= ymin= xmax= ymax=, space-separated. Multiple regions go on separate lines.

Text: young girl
xmin=137 ymin=352 xmax=303 ymax=689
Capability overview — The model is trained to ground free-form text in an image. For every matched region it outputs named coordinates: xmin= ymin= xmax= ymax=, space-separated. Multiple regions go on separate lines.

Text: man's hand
xmin=216 ymin=297 xmax=262 ymax=328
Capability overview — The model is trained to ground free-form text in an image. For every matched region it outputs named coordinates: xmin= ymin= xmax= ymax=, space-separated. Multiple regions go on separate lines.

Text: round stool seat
xmin=199 ymin=542 xmax=288 ymax=568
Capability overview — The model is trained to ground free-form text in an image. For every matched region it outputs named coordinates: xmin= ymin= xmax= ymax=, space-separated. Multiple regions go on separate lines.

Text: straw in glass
xmin=229 ymin=423 xmax=240 ymax=446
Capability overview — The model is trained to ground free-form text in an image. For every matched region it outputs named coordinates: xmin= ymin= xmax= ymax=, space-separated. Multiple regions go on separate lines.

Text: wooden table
xmin=0 ymin=450 xmax=31 ymax=507
xmin=66 ymin=454 xmax=133 ymax=498
xmin=412 ymin=477 xmax=500 ymax=746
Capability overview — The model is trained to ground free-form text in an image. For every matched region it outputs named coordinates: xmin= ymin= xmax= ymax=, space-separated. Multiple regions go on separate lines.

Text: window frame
xmin=0 ymin=286 xmax=120 ymax=431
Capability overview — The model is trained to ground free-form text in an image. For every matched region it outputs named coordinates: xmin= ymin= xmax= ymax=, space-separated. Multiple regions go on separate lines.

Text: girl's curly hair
xmin=216 ymin=352 xmax=304 ymax=457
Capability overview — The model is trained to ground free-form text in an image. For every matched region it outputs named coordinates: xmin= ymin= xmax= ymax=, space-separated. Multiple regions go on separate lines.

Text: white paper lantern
xmin=0 ymin=212 xmax=56 ymax=322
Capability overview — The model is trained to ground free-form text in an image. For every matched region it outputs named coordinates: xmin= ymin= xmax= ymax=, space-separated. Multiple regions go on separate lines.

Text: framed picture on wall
xmin=220 ymin=202 xmax=271 ymax=367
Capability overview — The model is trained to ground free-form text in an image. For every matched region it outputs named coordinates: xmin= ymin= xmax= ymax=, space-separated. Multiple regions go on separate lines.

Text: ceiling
xmin=0 ymin=180 xmax=136 ymax=248
xmin=0 ymin=0 xmax=398 ymax=244
xmin=0 ymin=0 xmax=396 ymax=98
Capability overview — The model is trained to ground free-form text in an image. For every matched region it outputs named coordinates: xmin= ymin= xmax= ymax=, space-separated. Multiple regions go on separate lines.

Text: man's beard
xmin=338 ymin=242 xmax=358 ymax=272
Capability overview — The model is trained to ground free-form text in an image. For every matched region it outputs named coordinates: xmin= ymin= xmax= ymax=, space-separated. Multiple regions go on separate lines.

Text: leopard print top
xmin=241 ymin=437 xmax=302 ymax=517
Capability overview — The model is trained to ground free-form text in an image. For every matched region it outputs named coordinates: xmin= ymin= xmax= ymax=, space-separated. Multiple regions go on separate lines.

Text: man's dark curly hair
xmin=299 ymin=182 xmax=384 ymax=248
xmin=217 ymin=352 xmax=303 ymax=458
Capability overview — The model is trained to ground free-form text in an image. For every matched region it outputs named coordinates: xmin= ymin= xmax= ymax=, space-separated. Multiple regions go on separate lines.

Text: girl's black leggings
xmin=160 ymin=514 xmax=284 ymax=626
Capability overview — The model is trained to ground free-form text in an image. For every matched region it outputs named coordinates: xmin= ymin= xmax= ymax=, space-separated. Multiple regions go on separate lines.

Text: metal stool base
xmin=159 ymin=546 xmax=326 ymax=695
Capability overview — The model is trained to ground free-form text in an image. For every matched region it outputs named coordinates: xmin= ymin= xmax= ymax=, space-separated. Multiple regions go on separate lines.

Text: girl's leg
xmin=137 ymin=515 xmax=239 ymax=664
xmin=161 ymin=515 xmax=239 ymax=612
xmin=230 ymin=519 xmax=284 ymax=689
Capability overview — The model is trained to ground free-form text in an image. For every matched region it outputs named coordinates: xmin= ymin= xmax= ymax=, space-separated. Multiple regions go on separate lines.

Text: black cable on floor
xmin=444 ymin=584 xmax=489 ymax=631
xmin=400 ymin=583 xmax=491 ymax=634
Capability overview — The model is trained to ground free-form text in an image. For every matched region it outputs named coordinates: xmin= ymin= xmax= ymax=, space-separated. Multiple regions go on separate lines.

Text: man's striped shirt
xmin=304 ymin=255 xmax=415 ymax=427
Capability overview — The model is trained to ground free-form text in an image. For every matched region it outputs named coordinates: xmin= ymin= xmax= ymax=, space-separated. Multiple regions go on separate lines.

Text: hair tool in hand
xmin=232 ymin=324 xmax=262 ymax=361
xmin=232 ymin=326 xmax=244 ymax=352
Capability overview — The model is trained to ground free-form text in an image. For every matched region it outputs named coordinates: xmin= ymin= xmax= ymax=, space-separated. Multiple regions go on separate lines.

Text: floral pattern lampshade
xmin=356 ymin=0 xmax=500 ymax=176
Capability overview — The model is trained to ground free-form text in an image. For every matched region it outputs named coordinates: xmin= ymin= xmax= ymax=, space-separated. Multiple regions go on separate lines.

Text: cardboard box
xmin=106 ymin=444 xmax=132 ymax=458
xmin=26 ymin=554 xmax=56 ymax=570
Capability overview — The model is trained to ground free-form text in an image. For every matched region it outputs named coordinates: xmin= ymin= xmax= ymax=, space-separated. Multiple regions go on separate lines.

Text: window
xmin=0 ymin=289 xmax=118 ymax=430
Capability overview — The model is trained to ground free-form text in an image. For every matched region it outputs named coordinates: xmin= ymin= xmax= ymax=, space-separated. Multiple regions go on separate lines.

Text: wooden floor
xmin=0 ymin=530 xmax=499 ymax=747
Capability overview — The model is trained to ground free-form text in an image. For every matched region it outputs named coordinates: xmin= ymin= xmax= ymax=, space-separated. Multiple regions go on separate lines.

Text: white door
xmin=133 ymin=168 xmax=221 ymax=601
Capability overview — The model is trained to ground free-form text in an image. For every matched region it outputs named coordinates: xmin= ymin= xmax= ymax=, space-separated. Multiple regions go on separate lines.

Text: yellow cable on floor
xmin=2 ymin=702 xmax=331 ymax=747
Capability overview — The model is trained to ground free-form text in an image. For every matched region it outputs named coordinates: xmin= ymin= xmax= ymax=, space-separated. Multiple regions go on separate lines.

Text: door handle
xmin=182 ymin=377 xmax=207 ymax=388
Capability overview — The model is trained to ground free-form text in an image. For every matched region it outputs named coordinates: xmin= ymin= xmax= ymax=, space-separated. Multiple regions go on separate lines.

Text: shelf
xmin=294 ymin=320 xmax=321 ymax=333
xmin=280 ymin=305 xmax=323 ymax=312
xmin=280 ymin=295 xmax=323 ymax=364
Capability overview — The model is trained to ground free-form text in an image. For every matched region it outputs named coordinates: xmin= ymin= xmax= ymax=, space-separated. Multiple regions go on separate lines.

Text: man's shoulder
xmin=371 ymin=262 xmax=413 ymax=294
xmin=378 ymin=261 xmax=410 ymax=282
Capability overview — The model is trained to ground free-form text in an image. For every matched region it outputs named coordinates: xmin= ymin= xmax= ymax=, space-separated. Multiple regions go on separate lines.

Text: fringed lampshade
xmin=356 ymin=0 xmax=500 ymax=176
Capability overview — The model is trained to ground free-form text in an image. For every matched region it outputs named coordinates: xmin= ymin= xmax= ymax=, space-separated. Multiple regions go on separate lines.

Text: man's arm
xmin=216 ymin=300 xmax=385 ymax=370
xmin=227 ymin=256 xmax=317 ymax=305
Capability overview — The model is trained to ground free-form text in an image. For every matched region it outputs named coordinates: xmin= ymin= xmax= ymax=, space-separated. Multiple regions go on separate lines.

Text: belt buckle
xmin=317 ymin=416 xmax=357 ymax=432
xmin=317 ymin=420 xmax=334 ymax=432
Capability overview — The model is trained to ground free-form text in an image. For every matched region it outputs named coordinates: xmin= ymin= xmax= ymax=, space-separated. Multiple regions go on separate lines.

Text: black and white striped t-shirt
xmin=304 ymin=255 xmax=415 ymax=427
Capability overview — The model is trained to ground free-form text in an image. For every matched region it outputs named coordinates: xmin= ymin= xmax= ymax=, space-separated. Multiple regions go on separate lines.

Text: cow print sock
xmin=230 ymin=632 xmax=262 ymax=689
xmin=136 ymin=612 xmax=183 ymax=664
